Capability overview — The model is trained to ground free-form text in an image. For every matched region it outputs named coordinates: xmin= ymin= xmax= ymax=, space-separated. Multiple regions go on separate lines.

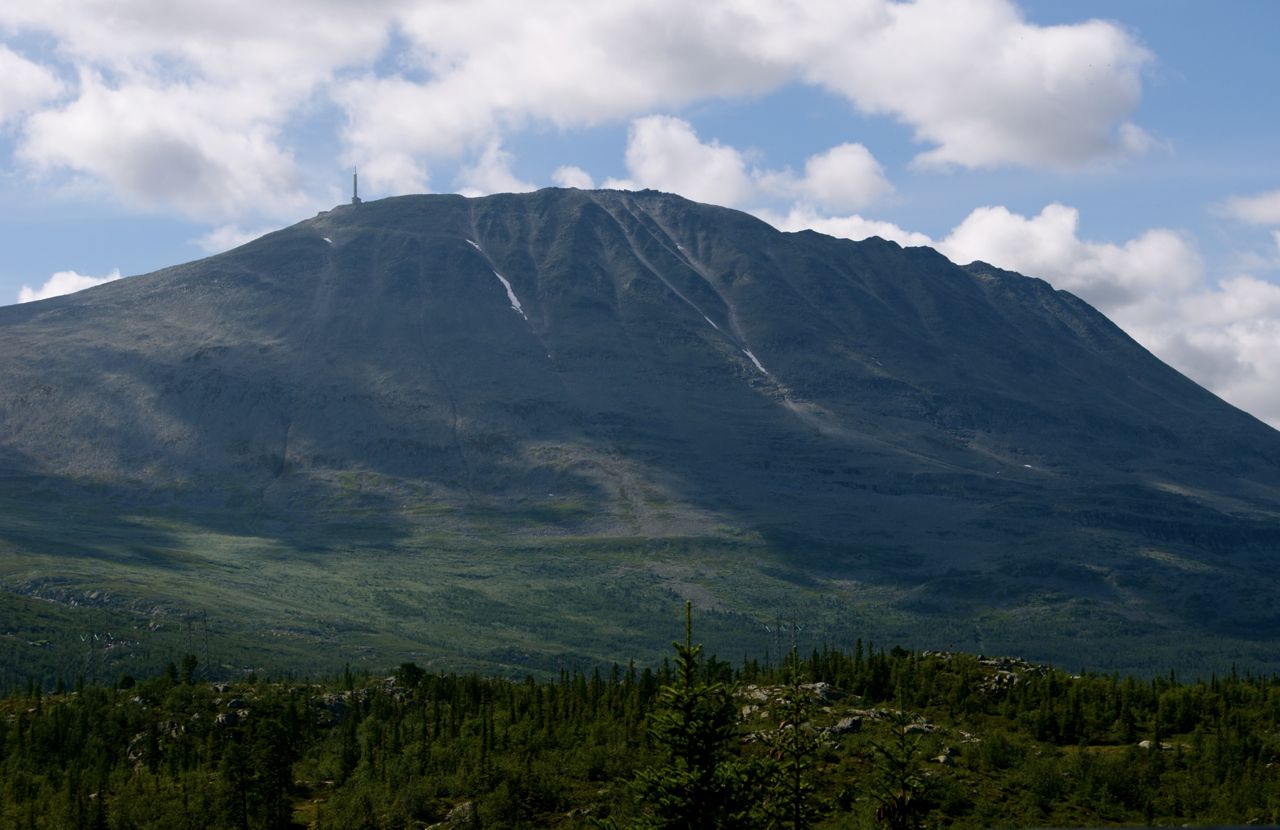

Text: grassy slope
xmin=4 ymin=486 xmax=1274 ymax=689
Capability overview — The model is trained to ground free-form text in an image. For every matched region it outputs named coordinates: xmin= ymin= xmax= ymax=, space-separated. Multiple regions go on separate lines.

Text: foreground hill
xmin=1 ymin=188 xmax=1279 ymax=679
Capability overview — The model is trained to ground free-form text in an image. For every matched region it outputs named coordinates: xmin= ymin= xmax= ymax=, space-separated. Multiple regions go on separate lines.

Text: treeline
xmin=2 ymin=616 xmax=1280 ymax=828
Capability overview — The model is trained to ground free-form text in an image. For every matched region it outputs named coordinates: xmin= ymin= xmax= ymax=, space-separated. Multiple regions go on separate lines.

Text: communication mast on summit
xmin=351 ymin=167 xmax=362 ymax=205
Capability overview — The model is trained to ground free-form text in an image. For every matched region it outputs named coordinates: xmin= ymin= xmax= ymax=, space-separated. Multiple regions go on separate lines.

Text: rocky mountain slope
xmin=2 ymin=188 xmax=1278 ymax=677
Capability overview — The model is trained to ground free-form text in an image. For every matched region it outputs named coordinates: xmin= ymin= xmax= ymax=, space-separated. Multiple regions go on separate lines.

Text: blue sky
xmin=1 ymin=1 xmax=1278 ymax=425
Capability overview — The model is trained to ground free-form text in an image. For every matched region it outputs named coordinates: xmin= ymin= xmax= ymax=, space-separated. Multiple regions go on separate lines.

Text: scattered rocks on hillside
xmin=427 ymin=801 xmax=478 ymax=829
xmin=827 ymin=716 xmax=862 ymax=735
xmin=845 ymin=708 xmax=941 ymax=734
xmin=800 ymin=681 xmax=843 ymax=701
xmin=739 ymin=682 xmax=852 ymax=707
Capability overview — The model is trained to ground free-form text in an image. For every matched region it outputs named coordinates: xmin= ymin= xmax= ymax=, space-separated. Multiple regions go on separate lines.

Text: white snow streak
xmin=323 ymin=237 xmax=332 ymax=245
xmin=702 ymin=314 xmax=721 ymax=331
xmin=466 ymin=237 xmax=529 ymax=321
xmin=743 ymin=349 xmax=768 ymax=375
xmin=493 ymin=270 xmax=528 ymax=320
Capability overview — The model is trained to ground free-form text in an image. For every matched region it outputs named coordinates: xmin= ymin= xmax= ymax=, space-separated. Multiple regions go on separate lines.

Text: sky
xmin=1 ymin=1 xmax=1278 ymax=426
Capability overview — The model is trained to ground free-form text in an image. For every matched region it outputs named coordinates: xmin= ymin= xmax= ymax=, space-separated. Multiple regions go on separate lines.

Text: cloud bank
xmin=605 ymin=116 xmax=893 ymax=215
xmin=18 ymin=268 xmax=121 ymax=303
xmin=0 ymin=0 xmax=1150 ymax=220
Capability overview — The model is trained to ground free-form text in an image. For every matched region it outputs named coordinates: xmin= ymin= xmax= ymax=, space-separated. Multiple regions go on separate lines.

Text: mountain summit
xmin=3 ymin=189 xmax=1279 ymax=675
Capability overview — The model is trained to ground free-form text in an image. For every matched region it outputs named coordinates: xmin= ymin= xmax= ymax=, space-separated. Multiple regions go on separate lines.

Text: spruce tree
xmin=762 ymin=649 xmax=825 ymax=829
xmin=630 ymin=603 xmax=759 ymax=829
xmin=868 ymin=710 xmax=931 ymax=830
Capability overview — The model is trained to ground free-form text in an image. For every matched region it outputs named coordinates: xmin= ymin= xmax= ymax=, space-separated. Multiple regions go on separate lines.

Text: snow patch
xmin=493 ymin=270 xmax=528 ymax=320
xmin=1023 ymin=464 xmax=1033 ymax=469
xmin=702 ymin=314 xmax=721 ymax=331
xmin=743 ymin=349 xmax=768 ymax=375
xmin=466 ymin=237 xmax=528 ymax=321
xmin=323 ymin=237 xmax=332 ymax=245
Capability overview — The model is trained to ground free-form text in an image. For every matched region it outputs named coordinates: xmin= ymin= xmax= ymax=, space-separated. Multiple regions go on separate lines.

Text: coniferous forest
xmin=2 ymin=610 xmax=1279 ymax=829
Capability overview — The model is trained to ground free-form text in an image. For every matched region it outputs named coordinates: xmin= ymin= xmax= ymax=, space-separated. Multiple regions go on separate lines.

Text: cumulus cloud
xmin=552 ymin=165 xmax=594 ymax=190
xmin=20 ymin=73 xmax=309 ymax=222
xmin=1 ymin=0 xmax=1151 ymax=222
xmin=455 ymin=139 xmax=536 ymax=197
xmin=802 ymin=0 xmax=1152 ymax=169
xmin=607 ymin=115 xmax=893 ymax=214
xmin=609 ymin=116 xmax=755 ymax=206
xmin=18 ymin=268 xmax=121 ymax=303
xmin=1220 ymin=189 xmax=1280 ymax=226
xmin=194 ymin=224 xmax=275 ymax=254
xmin=0 ymin=45 xmax=66 ymax=123
xmin=335 ymin=1 xmax=791 ymax=176
xmin=937 ymin=203 xmax=1201 ymax=315
xmin=332 ymin=0 xmax=1149 ymax=178
xmin=1144 ymin=278 xmax=1280 ymax=428
xmin=759 ymin=206 xmax=932 ymax=248
xmin=795 ymin=143 xmax=893 ymax=212
xmin=2 ymin=2 xmax=392 ymax=221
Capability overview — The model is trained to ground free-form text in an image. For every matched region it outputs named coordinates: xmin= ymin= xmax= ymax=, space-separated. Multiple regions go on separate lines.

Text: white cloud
xmin=1 ymin=0 xmax=1152 ymax=223
xmin=0 ymin=2 xmax=391 ymax=85
xmin=194 ymin=224 xmax=275 ymax=254
xmin=1220 ymin=189 xmax=1280 ymax=226
xmin=758 ymin=206 xmax=932 ymax=248
xmin=3 ymin=2 xmax=392 ymax=221
xmin=795 ymin=143 xmax=893 ymax=213
xmin=0 ymin=45 xmax=66 ymax=123
xmin=1141 ymin=278 xmax=1280 ymax=428
xmin=937 ymin=203 xmax=1201 ymax=315
xmin=757 ymin=142 xmax=893 ymax=213
xmin=802 ymin=0 xmax=1152 ymax=169
xmin=18 ymin=268 xmax=121 ymax=303
xmin=332 ymin=0 xmax=1149 ymax=176
xmin=552 ymin=165 xmax=594 ymax=190
xmin=19 ymin=72 xmax=311 ymax=223
xmin=609 ymin=116 xmax=894 ymax=215
xmin=614 ymin=115 xmax=755 ymax=206
xmin=336 ymin=1 xmax=791 ymax=173
xmin=455 ymin=139 xmax=536 ymax=197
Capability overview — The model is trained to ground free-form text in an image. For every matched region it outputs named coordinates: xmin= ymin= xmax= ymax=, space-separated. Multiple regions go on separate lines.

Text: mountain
xmin=2 ymin=188 xmax=1279 ymax=680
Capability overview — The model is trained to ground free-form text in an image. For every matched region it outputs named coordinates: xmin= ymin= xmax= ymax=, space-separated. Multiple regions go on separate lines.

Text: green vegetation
xmin=6 ymin=493 xmax=1279 ymax=692
xmin=3 ymin=616 xmax=1280 ymax=828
